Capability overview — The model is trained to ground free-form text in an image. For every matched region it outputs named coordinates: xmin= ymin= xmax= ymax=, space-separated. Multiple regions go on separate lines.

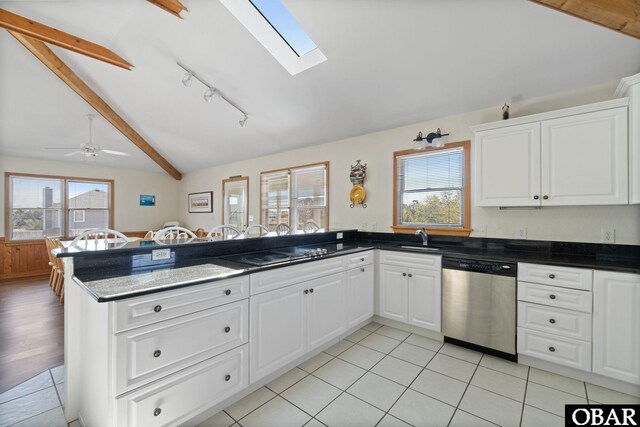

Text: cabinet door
xmin=541 ymin=107 xmax=628 ymax=205
xmin=249 ymin=282 xmax=307 ymax=383
xmin=307 ymin=272 xmax=347 ymax=351
xmin=593 ymin=271 xmax=640 ymax=384
xmin=346 ymin=265 xmax=374 ymax=329
xmin=378 ymin=264 xmax=408 ymax=322
xmin=474 ymin=122 xmax=541 ymax=206
xmin=408 ymin=267 xmax=442 ymax=332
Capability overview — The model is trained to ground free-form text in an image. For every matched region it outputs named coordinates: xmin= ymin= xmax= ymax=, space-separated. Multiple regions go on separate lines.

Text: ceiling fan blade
xmin=63 ymin=151 xmax=83 ymax=157
xmin=101 ymin=149 xmax=131 ymax=156
xmin=45 ymin=147 xmax=79 ymax=150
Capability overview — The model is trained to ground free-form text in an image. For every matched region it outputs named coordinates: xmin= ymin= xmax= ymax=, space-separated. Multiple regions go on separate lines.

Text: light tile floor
xmin=2 ymin=322 xmax=639 ymax=427
xmin=200 ymin=322 xmax=640 ymax=427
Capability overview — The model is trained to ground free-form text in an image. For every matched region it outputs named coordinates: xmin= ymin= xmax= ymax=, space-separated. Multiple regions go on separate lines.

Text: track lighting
xmin=181 ymin=72 xmax=193 ymax=87
xmin=203 ymin=88 xmax=221 ymax=103
xmin=413 ymin=128 xmax=449 ymax=150
xmin=177 ymin=62 xmax=249 ymax=127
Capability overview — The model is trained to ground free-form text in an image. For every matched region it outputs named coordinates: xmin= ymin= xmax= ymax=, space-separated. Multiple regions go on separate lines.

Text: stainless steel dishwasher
xmin=442 ymin=257 xmax=517 ymax=361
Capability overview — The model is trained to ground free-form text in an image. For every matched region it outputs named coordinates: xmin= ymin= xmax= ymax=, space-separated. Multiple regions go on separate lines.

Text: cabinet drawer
xmin=116 ymin=345 xmax=248 ymax=427
xmin=518 ymin=282 xmax=592 ymax=313
xmin=517 ymin=301 xmax=591 ymax=341
xmin=250 ymin=256 xmax=347 ymax=295
xmin=346 ymin=251 xmax=374 ymax=269
xmin=115 ymin=300 xmax=248 ymax=395
xmin=517 ymin=327 xmax=591 ymax=371
xmin=379 ymin=250 xmax=441 ymax=270
xmin=518 ymin=263 xmax=593 ymax=291
xmin=113 ymin=275 xmax=249 ymax=333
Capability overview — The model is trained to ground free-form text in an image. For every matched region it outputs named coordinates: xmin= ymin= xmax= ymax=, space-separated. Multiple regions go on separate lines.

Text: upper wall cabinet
xmin=615 ymin=73 xmax=640 ymax=205
xmin=472 ymin=99 xmax=629 ymax=207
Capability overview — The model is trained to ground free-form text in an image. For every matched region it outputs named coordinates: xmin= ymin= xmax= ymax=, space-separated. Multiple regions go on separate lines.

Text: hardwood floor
xmin=0 ymin=276 xmax=64 ymax=393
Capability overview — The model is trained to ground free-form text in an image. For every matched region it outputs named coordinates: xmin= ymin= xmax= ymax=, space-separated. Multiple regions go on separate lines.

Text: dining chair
xmin=207 ymin=225 xmax=241 ymax=240
xmin=143 ymin=230 xmax=155 ymax=240
xmin=275 ymin=223 xmax=291 ymax=236
xmin=43 ymin=236 xmax=57 ymax=290
xmin=154 ymin=226 xmax=197 ymax=241
xmin=243 ymin=224 xmax=270 ymax=238
xmin=303 ymin=221 xmax=320 ymax=234
xmin=71 ymin=228 xmax=130 ymax=250
xmin=194 ymin=228 xmax=207 ymax=238
xmin=47 ymin=237 xmax=65 ymax=302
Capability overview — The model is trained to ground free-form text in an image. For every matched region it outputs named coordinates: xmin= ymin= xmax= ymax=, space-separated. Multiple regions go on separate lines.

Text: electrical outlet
xmin=517 ymin=227 xmax=527 ymax=239
xmin=152 ymin=249 xmax=171 ymax=261
xmin=602 ymin=227 xmax=615 ymax=243
xmin=336 ymin=232 xmax=343 ymax=239
xmin=474 ymin=225 xmax=487 ymax=236
xmin=370 ymin=222 xmax=377 ymax=231
xmin=249 ymin=215 xmax=254 ymax=222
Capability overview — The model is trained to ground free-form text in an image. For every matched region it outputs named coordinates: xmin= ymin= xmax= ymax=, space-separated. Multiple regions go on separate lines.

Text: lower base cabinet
xmin=116 ymin=345 xmax=248 ymax=427
xmin=346 ymin=264 xmax=374 ymax=328
xmin=593 ymin=270 xmax=640 ymax=384
xmin=249 ymin=272 xmax=347 ymax=384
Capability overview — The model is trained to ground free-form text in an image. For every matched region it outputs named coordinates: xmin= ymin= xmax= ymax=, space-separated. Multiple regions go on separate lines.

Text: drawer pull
xmin=154 ymin=408 xmax=162 ymax=417
xmin=309 ymin=288 xmax=314 ymax=293
xmin=533 ymin=195 xmax=539 ymax=200
xmin=549 ymin=294 xmax=556 ymax=300
xmin=361 ymin=268 xmax=365 ymax=272
xmin=549 ymin=346 xmax=556 ymax=352
xmin=224 ymin=289 xmax=231 ymax=296
xmin=153 ymin=305 xmax=162 ymax=313
xmin=224 ymin=326 xmax=231 ymax=333
xmin=224 ymin=374 xmax=231 ymax=381
xmin=402 ymin=273 xmax=407 ymax=277
xmin=549 ymin=318 xmax=556 ymax=324
xmin=549 ymin=274 xmax=556 ymax=279
xmin=408 ymin=273 xmax=413 ymax=278
xmin=543 ymin=195 xmax=549 ymax=200
xmin=360 ymin=258 xmax=365 ymax=262
xmin=304 ymin=289 xmax=309 ymax=295
xmin=153 ymin=350 xmax=161 ymax=358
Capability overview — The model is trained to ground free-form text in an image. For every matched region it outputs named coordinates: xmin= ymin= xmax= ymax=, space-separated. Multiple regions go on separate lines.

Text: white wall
xmin=178 ymin=80 xmax=640 ymax=245
xmin=0 ymin=156 xmax=180 ymax=237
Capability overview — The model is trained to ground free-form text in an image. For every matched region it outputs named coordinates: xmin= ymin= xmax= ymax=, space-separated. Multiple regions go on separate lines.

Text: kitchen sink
xmin=398 ymin=245 xmax=442 ymax=252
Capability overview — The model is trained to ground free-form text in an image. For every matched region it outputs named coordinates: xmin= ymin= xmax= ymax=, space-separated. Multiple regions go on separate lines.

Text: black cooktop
xmin=222 ymin=243 xmax=358 ymax=266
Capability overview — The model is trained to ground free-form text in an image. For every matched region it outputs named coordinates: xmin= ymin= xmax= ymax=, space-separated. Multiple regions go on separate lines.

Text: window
xmin=6 ymin=173 xmax=114 ymax=241
xmin=392 ymin=141 xmax=471 ymax=236
xmin=261 ymin=162 xmax=328 ymax=233
xmin=219 ymin=0 xmax=326 ymax=75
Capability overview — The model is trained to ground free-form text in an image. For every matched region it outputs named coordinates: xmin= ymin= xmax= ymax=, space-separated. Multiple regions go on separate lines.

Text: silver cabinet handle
xmin=402 ymin=273 xmax=407 ymax=277
xmin=543 ymin=195 xmax=549 ymax=200
xmin=304 ymin=289 xmax=309 ymax=294
xmin=408 ymin=273 xmax=413 ymax=277
xmin=154 ymin=408 xmax=162 ymax=417
xmin=224 ymin=374 xmax=231 ymax=381
xmin=153 ymin=350 xmax=161 ymax=358
xmin=548 ymin=346 xmax=556 ymax=352
xmin=224 ymin=289 xmax=231 ymax=296
xmin=154 ymin=305 xmax=162 ymax=313
xmin=549 ymin=294 xmax=556 ymax=300
xmin=549 ymin=319 xmax=556 ymax=324
xmin=533 ymin=195 xmax=539 ymax=200
xmin=309 ymin=288 xmax=314 ymax=293
xmin=549 ymin=274 xmax=555 ymax=279
xmin=360 ymin=258 xmax=365 ymax=262
xmin=224 ymin=326 xmax=231 ymax=333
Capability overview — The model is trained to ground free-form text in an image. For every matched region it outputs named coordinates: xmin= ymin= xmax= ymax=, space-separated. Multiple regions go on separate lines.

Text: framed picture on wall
xmin=140 ymin=194 xmax=156 ymax=206
xmin=188 ymin=191 xmax=213 ymax=213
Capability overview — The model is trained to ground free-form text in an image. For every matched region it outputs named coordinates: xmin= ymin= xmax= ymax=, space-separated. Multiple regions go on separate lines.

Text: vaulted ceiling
xmin=1 ymin=0 xmax=639 ymax=176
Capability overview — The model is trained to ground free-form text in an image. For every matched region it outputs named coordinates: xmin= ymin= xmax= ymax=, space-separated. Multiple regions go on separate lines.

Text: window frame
xmin=5 ymin=172 xmax=114 ymax=242
xmin=260 ymin=161 xmax=329 ymax=233
xmin=73 ymin=210 xmax=86 ymax=223
xmin=391 ymin=140 xmax=471 ymax=237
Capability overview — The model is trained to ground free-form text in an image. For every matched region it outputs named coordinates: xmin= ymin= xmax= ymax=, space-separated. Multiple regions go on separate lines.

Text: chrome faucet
xmin=415 ymin=228 xmax=428 ymax=246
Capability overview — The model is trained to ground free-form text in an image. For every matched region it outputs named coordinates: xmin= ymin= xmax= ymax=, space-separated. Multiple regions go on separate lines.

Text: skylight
xmin=220 ymin=0 xmax=327 ymax=75
xmin=249 ymin=0 xmax=317 ymax=57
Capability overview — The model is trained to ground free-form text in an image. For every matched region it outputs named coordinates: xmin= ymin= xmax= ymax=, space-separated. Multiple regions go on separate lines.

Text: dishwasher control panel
xmin=443 ymin=257 xmax=517 ymax=277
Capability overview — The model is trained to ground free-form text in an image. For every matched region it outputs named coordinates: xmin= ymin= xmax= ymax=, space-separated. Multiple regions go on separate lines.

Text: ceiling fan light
xmin=204 ymin=88 xmax=220 ymax=102
xmin=239 ymin=114 xmax=249 ymax=127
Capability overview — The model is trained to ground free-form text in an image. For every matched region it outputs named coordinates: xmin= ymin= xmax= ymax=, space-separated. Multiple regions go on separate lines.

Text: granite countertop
xmin=71 ymin=234 xmax=640 ymax=303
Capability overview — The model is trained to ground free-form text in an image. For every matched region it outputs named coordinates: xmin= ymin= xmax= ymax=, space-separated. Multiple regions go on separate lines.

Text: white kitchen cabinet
xmin=378 ymin=252 xmax=442 ymax=332
xmin=615 ymin=72 xmax=640 ymax=204
xmin=407 ymin=267 xmax=442 ymax=331
xmin=592 ymin=270 xmax=640 ymax=384
xmin=541 ymin=107 xmax=628 ymax=206
xmin=378 ymin=263 xmax=408 ymax=322
xmin=471 ymin=99 xmax=629 ymax=207
xmin=474 ymin=122 xmax=541 ymax=206
xmin=346 ymin=264 xmax=374 ymax=328
xmin=307 ymin=272 xmax=347 ymax=351
xmin=249 ymin=282 xmax=307 ymax=383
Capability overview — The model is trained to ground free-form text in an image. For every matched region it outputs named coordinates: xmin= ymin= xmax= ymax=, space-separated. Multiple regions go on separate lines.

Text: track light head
xmin=181 ymin=72 xmax=193 ymax=87
xmin=204 ymin=88 xmax=221 ymax=103
xmin=239 ymin=114 xmax=249 ymax=127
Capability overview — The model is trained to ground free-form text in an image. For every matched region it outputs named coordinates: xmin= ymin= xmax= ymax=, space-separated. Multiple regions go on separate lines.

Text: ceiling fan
xmin=46 ymin=115 xmax=130 ymax=158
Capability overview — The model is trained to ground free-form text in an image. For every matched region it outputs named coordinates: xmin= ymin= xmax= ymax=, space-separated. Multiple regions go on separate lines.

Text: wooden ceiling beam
xmin=9 ymin=31 xmax=182 ymax=180
xmin=147 ymin=0 xmax=188 ymax=18
xmin=0 ymin=8 xmax=132 ymax=70
xmin=530 ymin=0 xmax=640 ymax=40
